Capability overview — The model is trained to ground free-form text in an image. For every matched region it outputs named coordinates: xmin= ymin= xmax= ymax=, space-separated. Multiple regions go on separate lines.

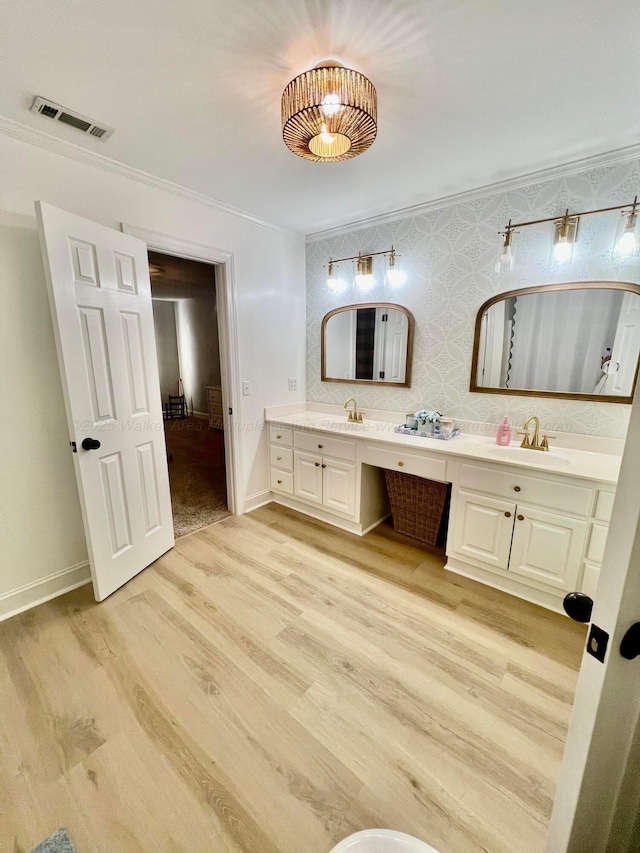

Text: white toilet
xmin=329 ymin=829 xmax=440 ymax=853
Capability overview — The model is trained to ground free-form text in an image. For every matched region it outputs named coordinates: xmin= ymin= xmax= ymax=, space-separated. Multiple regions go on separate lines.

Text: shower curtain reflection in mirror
xmin=473 ymin=283 xmax=640 ymax=402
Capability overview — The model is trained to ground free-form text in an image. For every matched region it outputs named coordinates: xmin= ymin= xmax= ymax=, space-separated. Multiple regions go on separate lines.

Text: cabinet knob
xmin=517 ymin=514 xmax=525 ymax=521
xmin=276 ymin=434 xmax=282 ymax=439
xmin=513 ymin=485 xmax=521 ymax=492
xmin=322 ymin=464 xmax=326 ymax=469
xmin=318 ymin=444 xmax=324 ymax=449
xmin=398 ymin=461 xmax=404 ymax=467
xmin=315 ymin=461 xmax=320 ymax=467
xmin=277 ymin=479 xmax=283 ymax=485
xmin=504 ymin=511 xmax=512 ymax=518
xmin=276 ymin=456 xmax=282 ymax=461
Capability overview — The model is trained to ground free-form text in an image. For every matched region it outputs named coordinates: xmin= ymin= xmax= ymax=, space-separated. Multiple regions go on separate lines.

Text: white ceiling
xmin=1 ymin=0 xmax=639 ymax=234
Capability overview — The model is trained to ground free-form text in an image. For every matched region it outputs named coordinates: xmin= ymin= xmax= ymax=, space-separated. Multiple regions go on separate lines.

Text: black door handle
xmin=563 ymin=592 xmax=594 ymax=623
xmin=620 ymin=624 xmax=640 ymax=660
xmin=81 ymin=437 xmax=101 ymax=451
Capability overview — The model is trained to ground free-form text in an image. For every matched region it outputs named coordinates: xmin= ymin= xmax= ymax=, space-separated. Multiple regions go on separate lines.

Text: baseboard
xmin=0 ymin=561 xmax=92 ymax=622
xmin=192 ymin=411 xmax=209 ymax=419
xmin=243 ymin=490 xmax=273 ymax=513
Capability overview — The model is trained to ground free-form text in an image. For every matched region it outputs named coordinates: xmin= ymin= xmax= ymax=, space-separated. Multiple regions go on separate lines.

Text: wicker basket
xmin=384 ymin=470 xmax=451 ymax=546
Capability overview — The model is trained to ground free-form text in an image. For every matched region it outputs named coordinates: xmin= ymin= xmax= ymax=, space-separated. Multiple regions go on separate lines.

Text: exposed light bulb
xmin=551 ymin=215 xmax=578 ymax=266
xmin=614 ymin=209 xmax=639 ymax=258
xmin=386 ymin=249 xmax=406 ymax=286
xmin=553 ymin=238 xmax=573 ymax=264
xmin=386 ymin=268 xmax=406 ymax=286
xmin=495 ymin=228 xmax=515 ymax=272
xmin=617 ymin=229 xmax=637 ymax=256
xmin=320 ymin=93 xmax=342 ymax=117
xmin=355 ymin=255 xmax=374 ymax=289
xmin=326 ymin=260 xmax=346 ymax=292
xmin=319 ymin=123 xmax=335 ymax=145
xmin=355 ymin=273 xmax=374 ymax=289
xmin=328 ymin=275 xmax=346 ymax=292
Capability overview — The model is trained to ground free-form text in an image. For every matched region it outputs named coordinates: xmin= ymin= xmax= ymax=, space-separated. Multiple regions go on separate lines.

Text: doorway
xmin=149 ymin=250 xmax=230 ymax=537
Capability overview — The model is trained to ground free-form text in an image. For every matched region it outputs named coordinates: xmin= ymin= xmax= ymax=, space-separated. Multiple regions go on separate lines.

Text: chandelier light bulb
xmin=326 ymin=260 xmax=346 ymax=292
xmin=355 ymin=255 xmax=374 ymax=289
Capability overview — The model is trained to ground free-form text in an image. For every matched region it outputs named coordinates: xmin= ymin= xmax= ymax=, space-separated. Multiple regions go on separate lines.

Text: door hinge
xmin=382 ymin=313 xmax=388 ymax=322
xmin=69 ymin=441 xmax=77 ymax=453
xmin=379 ymin=371 xmax=385 ymax=379
xmin=228 ymin=407 xmax=232 ymax=416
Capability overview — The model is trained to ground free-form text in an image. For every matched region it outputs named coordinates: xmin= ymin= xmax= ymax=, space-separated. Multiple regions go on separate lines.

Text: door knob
xmin=620 ymin=624 xmax=640 ymax=660
xmin=563 ymin=592 xmax=594 ymax=623
xmin=81 ymin=437 xmax=101 ymax=451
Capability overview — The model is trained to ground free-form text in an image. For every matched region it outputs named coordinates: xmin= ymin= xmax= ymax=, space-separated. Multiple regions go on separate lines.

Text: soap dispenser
xmin=496 ymin=417 xmax=511 ymax=446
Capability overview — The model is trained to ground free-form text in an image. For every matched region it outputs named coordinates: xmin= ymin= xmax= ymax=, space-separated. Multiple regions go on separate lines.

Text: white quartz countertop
xmin=266 ymin=412 xmax=621 ymax=485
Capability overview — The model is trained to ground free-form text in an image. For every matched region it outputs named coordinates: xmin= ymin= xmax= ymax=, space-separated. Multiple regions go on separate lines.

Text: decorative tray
xmin=394 ymin=425 xmax=460 ymax=441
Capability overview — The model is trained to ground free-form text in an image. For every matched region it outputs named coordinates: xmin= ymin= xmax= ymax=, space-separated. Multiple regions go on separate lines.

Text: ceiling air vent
xmin=30 ymin=96 xmax=114 ymax=141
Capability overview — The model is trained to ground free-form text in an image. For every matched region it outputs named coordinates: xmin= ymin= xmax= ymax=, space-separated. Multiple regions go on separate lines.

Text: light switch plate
xmin=242 ymin=380 xmax=251 ymax=396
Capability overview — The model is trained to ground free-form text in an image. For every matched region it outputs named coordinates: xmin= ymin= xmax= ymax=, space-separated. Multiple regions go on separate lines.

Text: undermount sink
xmin=483 ymin=444 xmax=573 ymax=467
xmin=318 ymin=419 xmax=370 ymax=431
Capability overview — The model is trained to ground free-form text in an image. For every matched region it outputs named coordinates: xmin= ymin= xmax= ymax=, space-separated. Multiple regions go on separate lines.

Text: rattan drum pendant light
xmin=281 ymin=61 xmax=377 ymax=162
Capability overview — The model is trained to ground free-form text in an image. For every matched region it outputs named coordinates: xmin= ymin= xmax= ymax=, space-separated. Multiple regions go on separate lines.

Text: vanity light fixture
xmin=281 ymin=61 xmax=377 ymax=162
xmin=496 ymin=196 xmax=640 ymax=272
xmin=324 ymin=247 xmax=404 ymax=292
xmin=613 ymin=196 xmax=640 ymax=258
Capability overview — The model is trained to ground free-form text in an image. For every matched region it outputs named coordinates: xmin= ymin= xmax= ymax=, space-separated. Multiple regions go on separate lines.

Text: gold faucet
xmin=519 ymin=415 xmax=551 ymax=451
xmin=344 ymin=397 xmax=364 ymax=423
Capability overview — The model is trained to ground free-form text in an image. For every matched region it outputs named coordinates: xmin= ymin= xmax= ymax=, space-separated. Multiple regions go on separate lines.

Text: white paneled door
xmin=36 ymin=202 xmax=174 ymax=601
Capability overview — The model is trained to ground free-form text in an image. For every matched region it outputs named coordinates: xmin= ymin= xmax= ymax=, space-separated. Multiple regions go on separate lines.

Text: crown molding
xmin=0 ymin=114 xmax=295 ymax=236
xmin=305 ymin=143 xmax=640 ymax=242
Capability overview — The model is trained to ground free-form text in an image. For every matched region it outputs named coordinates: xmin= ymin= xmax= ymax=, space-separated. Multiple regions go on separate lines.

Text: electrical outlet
xmin=288 ymin=377 xmax=297 ymax=391
xmin=242 ymin=380 xmax=251 ymax=396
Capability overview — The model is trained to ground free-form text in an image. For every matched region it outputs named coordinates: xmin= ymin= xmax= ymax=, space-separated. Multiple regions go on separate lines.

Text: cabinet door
xmin=509 ymin=506 xmax=588 ymax=592
xmin=322 ymin=458 xmax=357 ymax=516
xmin=293 ymin=451 xmax=323 ymax=505
xmin=449 ymin=490 xmax=515 ymax=570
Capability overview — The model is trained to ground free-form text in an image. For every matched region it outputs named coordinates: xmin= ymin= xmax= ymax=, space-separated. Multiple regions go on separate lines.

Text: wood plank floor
xmin=0 ymin=504 xmax=586 ymax=853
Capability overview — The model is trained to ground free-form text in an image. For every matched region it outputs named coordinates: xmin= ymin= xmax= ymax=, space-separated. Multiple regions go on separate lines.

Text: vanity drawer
xmin=458 ymin=463 xmax=594 ymax=517
xmin=587 ymin=523 xmax=609 ymax=564
xmin=271 ymin=468 xmax=293 ymax=495
xmin=595 ymin=490 xmax=615 ymax=522
xmin=363 ymin=443 xmax=448 ymax=482
xmin=294 ymin=430 xmax=357 ymax=462
xmin=207 ymin=387 xmax=222 ymax=403
xmin=270 ymin=426 xmax=293 ymax=447
xmin=270 ymin=445 xmax=293 ymax=471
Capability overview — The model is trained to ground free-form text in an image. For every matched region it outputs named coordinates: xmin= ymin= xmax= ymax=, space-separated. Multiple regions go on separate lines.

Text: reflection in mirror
xmin=322 ymin=303 xmax=414 ymax=387
xmin=472 ymin=282 xmax=640 ymax=402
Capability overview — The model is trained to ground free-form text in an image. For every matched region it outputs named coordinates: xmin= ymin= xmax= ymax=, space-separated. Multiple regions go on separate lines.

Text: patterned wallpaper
xmin=306 ymin=160 xmax=640 ymax=437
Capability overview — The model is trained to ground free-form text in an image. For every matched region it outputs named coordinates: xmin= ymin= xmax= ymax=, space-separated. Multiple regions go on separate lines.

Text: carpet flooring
xmin=164 ymin=417 xmax=230 ymax=537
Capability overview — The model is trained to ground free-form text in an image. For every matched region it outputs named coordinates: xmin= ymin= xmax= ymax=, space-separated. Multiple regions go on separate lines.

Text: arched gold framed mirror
xmin=470 ymin=281 xmax=640 ymax=403
xmin=321 ymin=303 xmax=415 ymax=387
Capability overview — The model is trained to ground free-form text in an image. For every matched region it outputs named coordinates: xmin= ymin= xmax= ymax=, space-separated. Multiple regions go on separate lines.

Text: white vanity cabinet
xmin=265 ymin=412 xmax=619 ymax=612
xmin=447 ymin=460 xmax=614 ymax=608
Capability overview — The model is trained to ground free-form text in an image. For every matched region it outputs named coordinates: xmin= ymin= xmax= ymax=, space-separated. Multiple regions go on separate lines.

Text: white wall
xmin=307 ymin=159 xmax=640 ymax=437
xmin=0 ymin=128 xmax=306 ymax=618
xmin=176 ymin=297 xmax=221 ymax=414
xmin=152 ymin=299 xmax=180 ymax=400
